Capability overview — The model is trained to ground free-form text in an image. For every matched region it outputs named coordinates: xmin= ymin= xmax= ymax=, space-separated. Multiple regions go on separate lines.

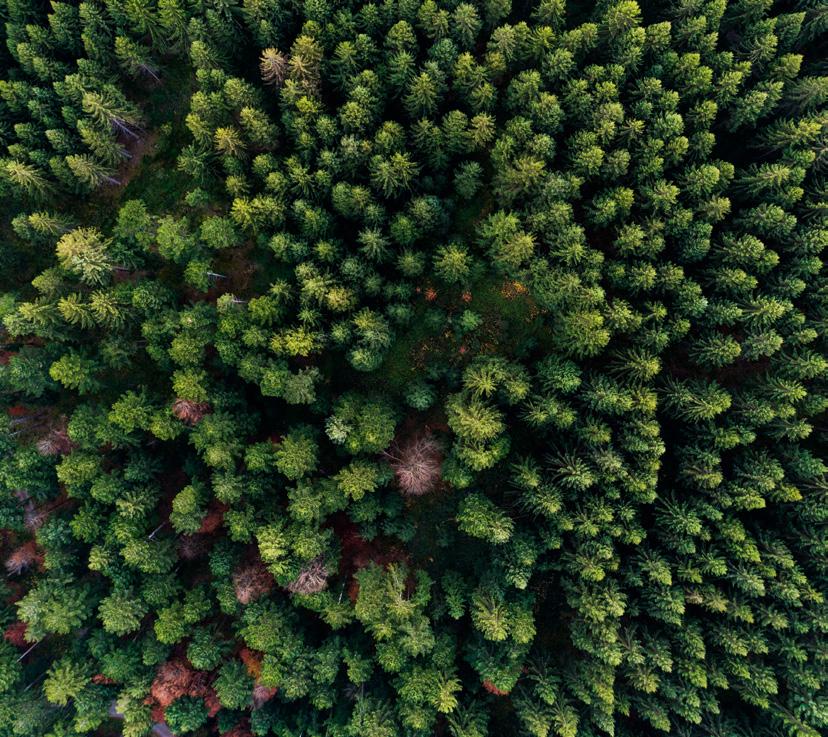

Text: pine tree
xmin=259 ymin=47 xmax=288 ymax=87
xmin=65 ymin=154 xmax=120 ymax=188
xmin=55 ymin=227 xmax=113 ymax=285
xmin=3 ymin=160 xmax=51 ymax=198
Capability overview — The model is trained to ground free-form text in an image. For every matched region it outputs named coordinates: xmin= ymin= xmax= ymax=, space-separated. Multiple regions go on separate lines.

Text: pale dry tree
xmin=232 ymin=561 xmax=274 ymax=605
xmin=286 ymin=556 xmax=328 ymax=594
xmin=259 ymin=48 xmax=289 ymax=87
xmin=23 ymin=508 xmax=46 ymax=531
xmin=150 ymin=658 xmax=194 ymax=708
xmin=172 ymin=399 xmax=211 ymax=425
xmin=385 ymin=431 xmax=443 ymax=496
xmin=252 ymin=684 xmax=278 ymax=709
xmin=36 ymin=427 xmax=75 ymax=456
xmin=5 ymin=540 xmax=40 ymax=575
xmin=14 ymin=490 xmax=45 ymax=531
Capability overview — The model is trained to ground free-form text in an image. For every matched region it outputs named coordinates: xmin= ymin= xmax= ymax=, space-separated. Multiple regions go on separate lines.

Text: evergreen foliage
xmin=0 ymin=1 xmax=827 ymax=737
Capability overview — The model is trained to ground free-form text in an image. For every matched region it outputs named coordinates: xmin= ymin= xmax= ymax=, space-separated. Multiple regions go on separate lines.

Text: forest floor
xmin=105 ymin=59 xmax=196 ymax=217
xmin=114 ymin=130 xmax=161 ymax=191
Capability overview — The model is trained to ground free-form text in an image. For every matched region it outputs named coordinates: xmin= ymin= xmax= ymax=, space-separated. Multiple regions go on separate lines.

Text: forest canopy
xmin=0 ymin=1 xmax=827 ymax=737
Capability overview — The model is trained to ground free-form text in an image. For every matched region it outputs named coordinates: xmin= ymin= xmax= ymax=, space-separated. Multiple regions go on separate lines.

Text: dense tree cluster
xmin=1 ymin=1 xmax=827 ymax=737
